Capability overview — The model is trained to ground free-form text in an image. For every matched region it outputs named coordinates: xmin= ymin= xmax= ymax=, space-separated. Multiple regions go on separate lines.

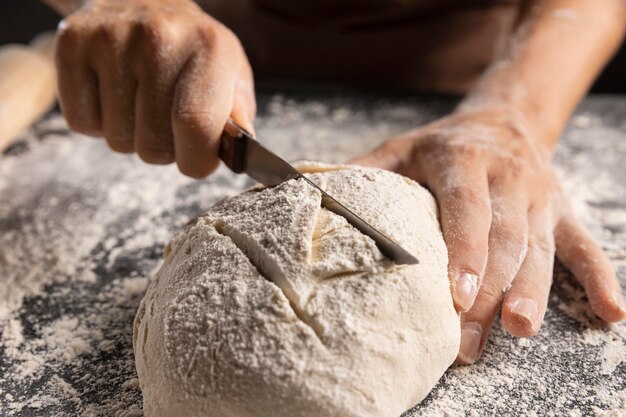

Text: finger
xmin=349 ymin=138 xmax=413 ymax=173
xmin=555 ymin=216 xmax=626 ymax=322
xmin=434 ymin=169 xmax=491 ymax=313
xmin=134 ymin=62 xmax=177 ymax=164
xmin=171 ymin=38 xmax=241 ymax=178
xmin=88 ymin=24 xmax=137 ymax=153
xmin=457 ymin=191 xmax=529 ymax=364
xmin=131 ymin=21 xmax=190 ymax=164
xmin=229 ymin=60 xmax=256 ymax=135
xmin=502 ymin=206 xmax=555 ymax=337
xmin=55 ymin=20 xmax=101 ymax=136
xmin=93 ymin=53 xmax=137 ymax=153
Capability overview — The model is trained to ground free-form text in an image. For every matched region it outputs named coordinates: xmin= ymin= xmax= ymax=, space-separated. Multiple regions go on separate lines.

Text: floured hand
xmin=352 ymin=109 xmax=626 ymax=364
xmin=54 ymin=0 xmax=255 ymax=178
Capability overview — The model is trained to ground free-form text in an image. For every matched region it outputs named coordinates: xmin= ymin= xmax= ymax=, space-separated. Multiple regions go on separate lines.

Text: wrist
xmin=455 ymin=89 xmax=559 ymax=152
xmin=450 ymin=101 xmax=556 ymax=158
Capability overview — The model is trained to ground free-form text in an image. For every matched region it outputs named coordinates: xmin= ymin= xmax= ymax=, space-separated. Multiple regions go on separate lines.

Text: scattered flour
xmin=0 ymin=92 xmax=624 ymax=416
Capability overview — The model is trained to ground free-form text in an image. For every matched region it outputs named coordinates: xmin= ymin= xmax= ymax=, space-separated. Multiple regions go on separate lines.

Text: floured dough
xmin=133 ymin=162 xmax=460 ymax=417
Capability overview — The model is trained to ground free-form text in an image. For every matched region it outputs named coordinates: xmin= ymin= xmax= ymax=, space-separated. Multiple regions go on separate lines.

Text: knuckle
xmin=493 ymin=157 xmax=530 ymax=185
xmin=445 ymin=141 xmax=484 ymax=162
xmin=528 ymin=234 xmax=555 ymax=256
xmin=56 ymin=21 xmax=83 ymax=49
xmin=91 ymin=22 xmax=116 ymax=42
xmin=198 ymin=24 xmax=219 ymax=43
xmin=561 ymin=232 xmax=595 ymax=262
xmin=477 ymin=279 xmax=506 ymax=303
xmin=459 ymin=143 xmax=484 ymax=160
xmin=199 ymin=24 xmax=241 ymax=55
xmin=57 ymin=14 xmax=83 ymax=35
xmin=493 ymin=223 xmax=527 ymax=248
xmin=56 ymin=25 xmax=73 ymax=44
xmin=382 ymin=137 xmax=408 ymax=153
xmin=490 ymin=214 xmax=528 ymax=251
xmin=130 ymin=17 xmax=185 ymax=57
xmin=135 ymin=15 xmax=162 ymax=34
xmin=495 ymin=221 xmax=525 ymax=241
xmin=413 ymin=134 xmax=439 ymax=153
xmin=386 ymin=137 xmax=405 ymax=148
xmin=218 ymin=27 xmax=241 ymax=50
xmin=172 ymin=108 xmax=210 ymax=130
xmin=451 ymin=236 xmax=486 ymax=258
xmin=172 ymin=107 xmax=223 ymax=142
xmin=139 ymin=17 xmax=172 ymax=42
xmin=429 ymin=137 xmax=457 ymax=156
xmin=446 ymin=185 xmax=489 ymax=210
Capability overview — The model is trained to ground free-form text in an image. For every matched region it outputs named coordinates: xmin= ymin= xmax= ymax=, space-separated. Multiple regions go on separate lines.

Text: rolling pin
xmin=0 ymin=32 xmax=57 ymax=152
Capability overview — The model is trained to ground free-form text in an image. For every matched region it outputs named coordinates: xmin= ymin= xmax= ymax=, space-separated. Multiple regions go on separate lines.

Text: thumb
xmin=349 ymin=138 xmax=406 ymax=171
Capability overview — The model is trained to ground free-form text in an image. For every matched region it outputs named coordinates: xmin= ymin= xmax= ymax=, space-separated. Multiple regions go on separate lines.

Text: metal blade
xmin=244 ymin=138 xmax=302 ymax=186
xmin=219 ymin=119 xmax=419 ymax=265
xmin=220 ymin=119 xmax=300 ymax=185
xmin=299 ymin=176 xmax=419 ymax=265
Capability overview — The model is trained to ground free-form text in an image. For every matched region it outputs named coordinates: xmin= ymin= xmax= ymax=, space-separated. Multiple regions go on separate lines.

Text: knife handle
xmin=219 ymin=119 xmax=250 ymax=173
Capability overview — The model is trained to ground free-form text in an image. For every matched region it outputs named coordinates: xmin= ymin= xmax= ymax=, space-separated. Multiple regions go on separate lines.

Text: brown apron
xmin=198 ymin=0 xmax=520 ymax=93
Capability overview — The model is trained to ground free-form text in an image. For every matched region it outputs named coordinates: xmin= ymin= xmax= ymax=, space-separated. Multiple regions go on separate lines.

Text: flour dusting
xmin=135 ymin=164 xmax=458 ymax=417
xmin=0 ymin=91 xmax=624 ymax=416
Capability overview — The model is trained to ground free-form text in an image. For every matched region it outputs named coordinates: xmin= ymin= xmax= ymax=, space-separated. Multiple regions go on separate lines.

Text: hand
xmin=353 ymin=109 xmax=626 ymax=364
xmin=55 ymin=0 xmax=255 ymax=178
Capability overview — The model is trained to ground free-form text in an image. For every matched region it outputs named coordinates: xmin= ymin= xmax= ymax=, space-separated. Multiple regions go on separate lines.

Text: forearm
xmin=41 ymin=0 xmax=87 ymax=16
xmin=458 ymin=0 xmax=626 ymax=150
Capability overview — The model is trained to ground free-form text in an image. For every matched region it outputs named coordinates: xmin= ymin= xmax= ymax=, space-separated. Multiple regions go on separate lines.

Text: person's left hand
xmin=352 ymin=108 xmax=626 ymax=364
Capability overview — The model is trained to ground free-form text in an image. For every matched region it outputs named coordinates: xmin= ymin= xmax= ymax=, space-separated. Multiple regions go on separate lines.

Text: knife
xmin=219 ymin=119 xmax=419 ymax=265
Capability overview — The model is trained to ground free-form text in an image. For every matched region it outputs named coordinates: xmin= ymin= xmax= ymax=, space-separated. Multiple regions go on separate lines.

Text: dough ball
xmin=133 ymin=163 xmax=460 ymax=417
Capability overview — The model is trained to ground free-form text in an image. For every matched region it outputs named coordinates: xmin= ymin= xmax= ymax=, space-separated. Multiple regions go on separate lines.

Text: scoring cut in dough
xmin=133 ymin=162 xmax=460 ymax=417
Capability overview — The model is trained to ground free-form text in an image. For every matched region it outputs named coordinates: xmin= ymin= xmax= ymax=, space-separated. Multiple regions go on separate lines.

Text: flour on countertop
xmin=1 ymin=92 xmax=625 ymax=416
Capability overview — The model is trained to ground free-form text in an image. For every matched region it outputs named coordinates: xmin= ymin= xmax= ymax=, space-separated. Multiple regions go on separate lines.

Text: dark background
xmin=1 ymin=0 xmax=625 ymax=93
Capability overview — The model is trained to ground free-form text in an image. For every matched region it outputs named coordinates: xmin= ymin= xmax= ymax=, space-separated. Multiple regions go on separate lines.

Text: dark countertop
xmin=0 ymin=86 xmax=624 ymax=416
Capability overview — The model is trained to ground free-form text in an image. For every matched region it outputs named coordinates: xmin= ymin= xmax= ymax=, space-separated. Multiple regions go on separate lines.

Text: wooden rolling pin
xmin=0 ymin=32 xmax=57 ymax=152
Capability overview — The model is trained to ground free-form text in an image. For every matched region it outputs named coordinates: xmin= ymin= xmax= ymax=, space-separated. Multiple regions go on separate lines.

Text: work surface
xmin=0 ymin=86 xmax=625 ymax=416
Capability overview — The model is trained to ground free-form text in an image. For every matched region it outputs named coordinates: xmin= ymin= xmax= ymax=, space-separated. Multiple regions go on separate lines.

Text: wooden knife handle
xmin=219 ymin=119 xmax=250 ymax=173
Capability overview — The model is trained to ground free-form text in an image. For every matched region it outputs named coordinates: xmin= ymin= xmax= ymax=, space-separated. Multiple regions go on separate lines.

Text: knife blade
xmin=219 ymin=119 xmax=419 ymax=265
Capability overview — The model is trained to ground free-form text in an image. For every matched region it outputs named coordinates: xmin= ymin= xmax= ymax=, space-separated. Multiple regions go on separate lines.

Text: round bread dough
xmin=133 ymin=162 xmax=460 ymax=417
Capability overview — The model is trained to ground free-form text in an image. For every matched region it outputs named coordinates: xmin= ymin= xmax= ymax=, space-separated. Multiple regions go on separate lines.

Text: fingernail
xmin=510 ymin=298 xmax=539 ymax=329
xmin=453 ymin=272 xmax=479 ymax=311
xmin=613 ymin=293 xmax=626 ymax=317
xmin=458 ymin=322 xmax=483 ymax=364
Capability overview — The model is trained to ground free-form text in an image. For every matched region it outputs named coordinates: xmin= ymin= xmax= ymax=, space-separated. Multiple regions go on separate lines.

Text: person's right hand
xmin=55 ymin=0 xmax=256 ymax=178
